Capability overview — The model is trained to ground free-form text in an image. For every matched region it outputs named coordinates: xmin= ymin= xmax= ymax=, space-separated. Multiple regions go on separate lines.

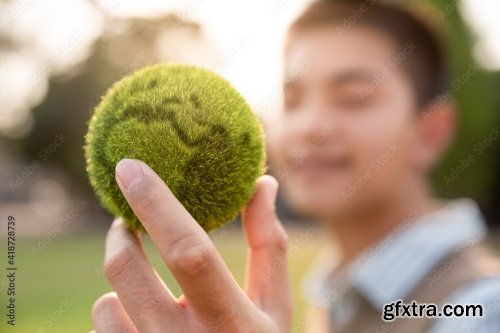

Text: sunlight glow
xmin=2 ymin=0 xmax=498 ymax=138
xmin=0 ymin=0 xmax=104 ymax=137
xmin=461 ymin=0 xmax=500 ymax=70
xmin=95 ymin=0 xmax=309 ymax=113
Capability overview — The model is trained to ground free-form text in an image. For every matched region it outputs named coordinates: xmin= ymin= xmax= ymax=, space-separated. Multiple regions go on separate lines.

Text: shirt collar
xmin=345 ymin=198 xmax=487 ymax=310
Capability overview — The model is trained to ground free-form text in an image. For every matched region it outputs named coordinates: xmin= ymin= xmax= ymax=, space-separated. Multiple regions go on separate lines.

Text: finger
xmin=242 ymin=176 xmax=293 ymax=326
xmin=115 ymin=159 xmax=251 ymax=321
xmin=92 ymin=292 xmax=138 ymax=333
xmin=104 ymin=218 xmax=183 ymax=331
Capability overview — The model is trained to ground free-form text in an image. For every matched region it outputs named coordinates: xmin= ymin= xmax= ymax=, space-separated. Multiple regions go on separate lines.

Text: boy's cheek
xmin=265 ymin=118 xmax=292 ymax=166
xmin=278 ymin=170 xmax=357 ymax=215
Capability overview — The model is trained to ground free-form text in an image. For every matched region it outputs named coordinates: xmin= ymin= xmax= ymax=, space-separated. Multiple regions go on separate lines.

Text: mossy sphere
xmin=85 ymin=64 xmax=265 ymax=232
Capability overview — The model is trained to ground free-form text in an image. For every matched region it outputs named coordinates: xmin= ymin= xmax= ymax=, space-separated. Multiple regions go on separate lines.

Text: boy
xmin=90 ymin=1 xmax=500 ymax=332
xmin=272 ymin=2 xmax=500 ymax=332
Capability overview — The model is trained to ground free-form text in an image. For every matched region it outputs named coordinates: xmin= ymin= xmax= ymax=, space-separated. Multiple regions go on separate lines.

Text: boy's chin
xmin=282 ymin=188 xmax=354 ymax=221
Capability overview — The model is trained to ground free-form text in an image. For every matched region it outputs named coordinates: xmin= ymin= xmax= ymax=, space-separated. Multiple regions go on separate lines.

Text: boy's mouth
xmin=288 ymin=155 xmax=352 ymax=180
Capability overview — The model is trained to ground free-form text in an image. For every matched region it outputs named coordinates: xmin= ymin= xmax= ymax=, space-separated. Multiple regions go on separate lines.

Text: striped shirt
xmin=301 ymin=199 xmax=500 ymax=332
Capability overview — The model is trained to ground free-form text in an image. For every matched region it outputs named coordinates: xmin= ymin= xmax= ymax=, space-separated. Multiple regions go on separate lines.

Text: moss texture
xmin=84 ymin=64 xmax=265 ymax=232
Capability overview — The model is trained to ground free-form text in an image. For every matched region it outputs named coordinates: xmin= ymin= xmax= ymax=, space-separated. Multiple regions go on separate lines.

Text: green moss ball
xmin=85 ymin=64 xmax=265 ymax=232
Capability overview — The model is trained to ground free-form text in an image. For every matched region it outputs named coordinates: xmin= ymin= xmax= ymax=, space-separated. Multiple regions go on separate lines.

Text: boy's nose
xmin=298 ymin=108 xmax=337 ymax=145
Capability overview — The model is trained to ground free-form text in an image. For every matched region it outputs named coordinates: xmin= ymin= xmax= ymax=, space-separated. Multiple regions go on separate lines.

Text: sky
xmin=0 ymin=0 xmax=498 ymax=138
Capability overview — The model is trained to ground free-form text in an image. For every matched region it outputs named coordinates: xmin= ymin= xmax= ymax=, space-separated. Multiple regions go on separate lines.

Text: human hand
xmin=90 ymin=159 xmax=292 ymax=333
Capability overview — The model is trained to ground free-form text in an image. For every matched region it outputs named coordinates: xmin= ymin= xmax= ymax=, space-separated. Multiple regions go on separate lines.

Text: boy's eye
xmin=284 ymin=93 xmax=300 ymax=110
xmin=283 ymin=87 xmax=302 ymax=111
xmin=334 ymin=93 xmax=370 ymax=109
xmin=329 ymin=86 xmax=373 ymax=110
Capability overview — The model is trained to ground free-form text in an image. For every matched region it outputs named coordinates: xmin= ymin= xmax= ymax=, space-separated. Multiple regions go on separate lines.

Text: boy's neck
xmin=330 ymin=180 xmax=441 ymax=270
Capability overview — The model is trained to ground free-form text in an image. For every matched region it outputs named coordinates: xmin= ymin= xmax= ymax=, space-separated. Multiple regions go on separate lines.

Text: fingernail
xmin=116 ymin=159 xmax=143 ymax=191
xmin=267 ymin=177 xmax=279 ymax=201
xmin=265 ymin=177 xmax=279 ymax=210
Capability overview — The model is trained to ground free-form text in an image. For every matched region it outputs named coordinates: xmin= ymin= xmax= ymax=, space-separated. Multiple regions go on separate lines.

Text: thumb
xmin=242 ymin=175 xmax=293 ymax=329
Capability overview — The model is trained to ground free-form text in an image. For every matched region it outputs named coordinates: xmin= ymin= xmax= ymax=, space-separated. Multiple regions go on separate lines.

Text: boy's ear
xmin=416 ymin=98 xmax=456 ymax=169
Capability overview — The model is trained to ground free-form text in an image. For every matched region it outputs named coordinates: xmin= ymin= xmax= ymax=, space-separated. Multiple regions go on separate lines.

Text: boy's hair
xmin=287 ymin=0 xmax=450 ymax=108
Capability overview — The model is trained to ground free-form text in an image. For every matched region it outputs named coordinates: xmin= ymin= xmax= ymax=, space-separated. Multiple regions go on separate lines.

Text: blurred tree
xmin=3 ymin=0 xmax=499 ymax=227
xmin=3 ymin=11 xmax=214 ymax=227
xmin=421 ymin=0 xmax=500 ymax=226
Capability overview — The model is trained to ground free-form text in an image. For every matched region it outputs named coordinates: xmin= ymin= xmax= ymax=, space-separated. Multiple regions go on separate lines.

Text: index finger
xmin=114 ymin=159 xmax=252 ymax=320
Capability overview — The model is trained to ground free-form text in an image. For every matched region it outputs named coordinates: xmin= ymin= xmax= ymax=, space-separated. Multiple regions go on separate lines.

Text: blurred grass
xmin=0 ymin=226 xmax=326 ymax=333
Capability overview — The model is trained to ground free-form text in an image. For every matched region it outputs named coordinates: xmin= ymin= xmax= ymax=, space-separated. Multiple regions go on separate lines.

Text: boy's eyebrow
xmin=283 ymin=70 xmax=378 ymax=89
xmin=327 ymin=70 xmax=377 ymax=87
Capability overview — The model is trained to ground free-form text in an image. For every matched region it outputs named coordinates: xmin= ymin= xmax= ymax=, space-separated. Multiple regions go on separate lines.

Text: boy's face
xmin=270 ymin=26 xmax=426 ymax=221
